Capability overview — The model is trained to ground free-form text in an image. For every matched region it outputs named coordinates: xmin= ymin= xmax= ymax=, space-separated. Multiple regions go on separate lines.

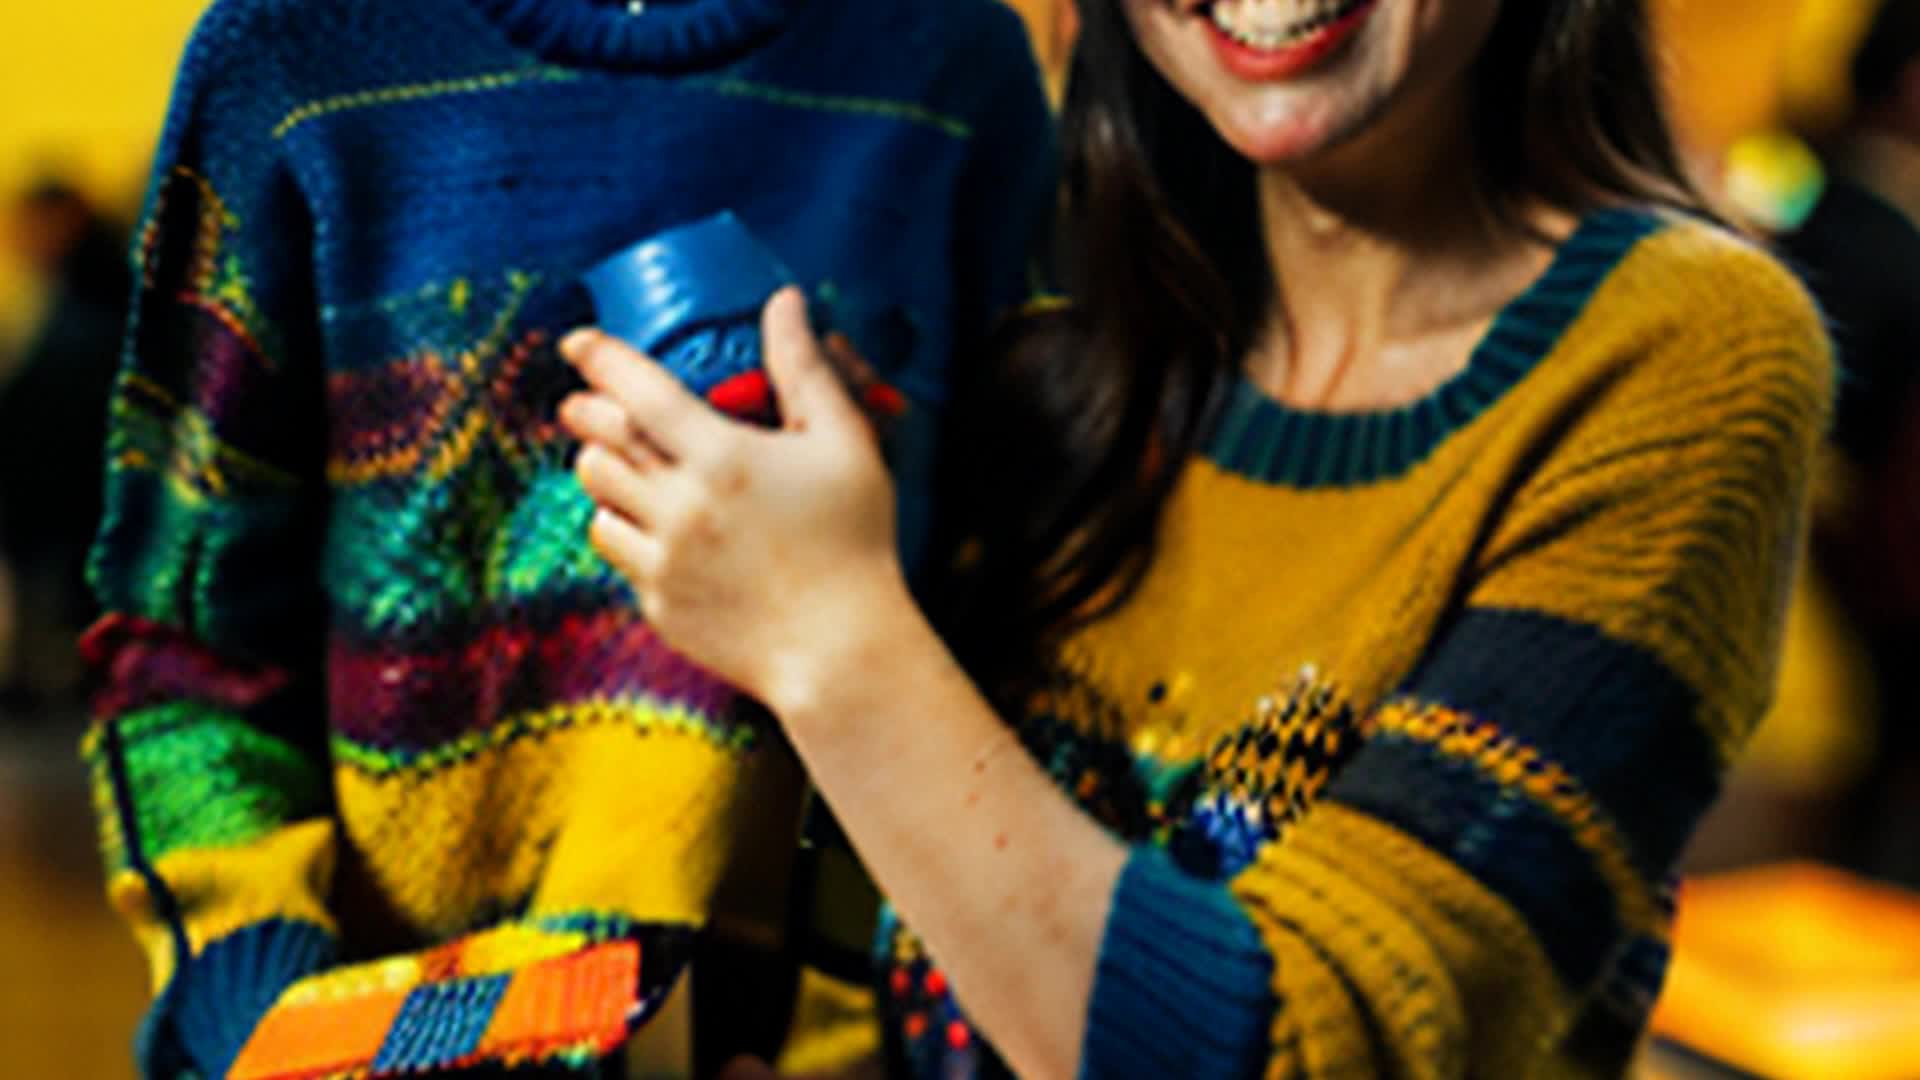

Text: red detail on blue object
xmin=946 ymin=1020 xmax=971 ymax=1050
xmin=890 ymin=967 xmax=912 ymax=997
xmin=706 ymin=370 xmax=774 ymax=419
xmin=862 ymin=382 xmax=908 ymax=419
xmin=923 ymin=969 xmax=947 ymax=997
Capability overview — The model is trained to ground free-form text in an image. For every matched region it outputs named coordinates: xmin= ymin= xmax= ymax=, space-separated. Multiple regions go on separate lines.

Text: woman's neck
xmin=1247 ymin=84 xmax=1568 ymax=412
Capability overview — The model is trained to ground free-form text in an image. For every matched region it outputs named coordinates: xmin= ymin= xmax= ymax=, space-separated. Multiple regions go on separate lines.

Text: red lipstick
xmin=1205 ymin=0 xmax=1379 ymax=82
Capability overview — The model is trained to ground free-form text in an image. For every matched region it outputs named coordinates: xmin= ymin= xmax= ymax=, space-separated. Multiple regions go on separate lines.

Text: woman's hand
xmin=566 ymin=291 xmax=1125 ymax=1080
xmin=558 ymin=287 xmax=912 ymax=711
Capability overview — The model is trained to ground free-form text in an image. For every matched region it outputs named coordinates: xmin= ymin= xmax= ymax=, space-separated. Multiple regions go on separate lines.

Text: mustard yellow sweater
xmin=873 ymin=210 xmax=1833 ymax=1078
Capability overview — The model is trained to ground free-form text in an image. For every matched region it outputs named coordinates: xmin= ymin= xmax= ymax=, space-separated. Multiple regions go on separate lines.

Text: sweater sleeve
xmin=81 ymin=5 xmax=339 ymax=1077
xmin=1081 ymin=241 xmax=1834 ymax=1077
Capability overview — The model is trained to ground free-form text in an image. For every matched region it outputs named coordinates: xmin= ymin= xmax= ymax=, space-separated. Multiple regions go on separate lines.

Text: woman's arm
xmin=560 ymin=292 xmax=1124 ymax=1079
xmin=561 ymin=240 xmax=1834 ymax=1078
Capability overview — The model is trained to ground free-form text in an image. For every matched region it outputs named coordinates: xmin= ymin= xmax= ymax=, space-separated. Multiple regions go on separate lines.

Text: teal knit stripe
xmin=1204 ymin=209 xmax=1664 ymax=488
xmin=1082 ymin=848 xmax=1275 ymax=1079
xmin=166 ymin=918 xmax=338 ymax=1080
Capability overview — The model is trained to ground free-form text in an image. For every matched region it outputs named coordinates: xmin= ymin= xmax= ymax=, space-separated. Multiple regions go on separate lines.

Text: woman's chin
xmin=1213 ymin=104 xmax=1346 ymax=167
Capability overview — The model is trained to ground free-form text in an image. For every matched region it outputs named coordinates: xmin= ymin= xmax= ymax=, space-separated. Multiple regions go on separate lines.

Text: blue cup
xmin=581 ymin=211 xmax=796 ymax=401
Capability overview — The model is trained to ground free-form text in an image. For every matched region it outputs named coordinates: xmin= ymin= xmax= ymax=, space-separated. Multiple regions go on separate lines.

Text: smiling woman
xmin=565 ymin=2 xmax=1830 ymax=1080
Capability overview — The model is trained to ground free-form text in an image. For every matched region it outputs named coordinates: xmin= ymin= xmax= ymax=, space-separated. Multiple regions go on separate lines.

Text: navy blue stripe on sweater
xmin=1327 ymin=734 xmax=1624 ymax=988
xmin=1395 ymin=607 xmax=1720 ymax=880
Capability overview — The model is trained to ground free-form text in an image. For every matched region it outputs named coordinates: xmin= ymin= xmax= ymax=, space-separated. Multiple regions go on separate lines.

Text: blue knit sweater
xmin=84 ymin=0 xmax=1053 ymax=1076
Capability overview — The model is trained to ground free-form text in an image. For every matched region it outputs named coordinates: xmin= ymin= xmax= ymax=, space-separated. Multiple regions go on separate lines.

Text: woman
xmin=559 ymin=0 xmax=1832 ymax=1075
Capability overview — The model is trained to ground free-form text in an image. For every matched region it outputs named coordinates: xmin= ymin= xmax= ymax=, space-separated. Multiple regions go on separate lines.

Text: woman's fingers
xmin=761 ymin=288 xmax=863 ymax=434
xmin=559 ymin=392 xmax=665 ymax=470
xmin=588 ymin=506 xmax=663 ymax=586
xmin=561 ymin=328 xmax=725 ymax=461
xmin=575 ymin=442 xmax=669 ymax=530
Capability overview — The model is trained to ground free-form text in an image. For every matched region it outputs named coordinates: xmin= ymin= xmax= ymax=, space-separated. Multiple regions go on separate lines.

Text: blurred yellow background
xmin=0 ymin=3 xmax=206 ymax=351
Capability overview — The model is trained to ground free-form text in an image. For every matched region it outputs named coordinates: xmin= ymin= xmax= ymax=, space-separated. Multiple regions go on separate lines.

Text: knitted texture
xmin=876 ymin=212 xmax=1833 ymax=1078
xmin=80 ymin=0 xmax=1054 ymax=1076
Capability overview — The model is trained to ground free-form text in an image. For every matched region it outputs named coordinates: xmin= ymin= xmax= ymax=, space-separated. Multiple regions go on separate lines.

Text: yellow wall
xmin=0 ymin=2 xmax=208 ymax=346
xmin=1654 ymin=0 xmax=1812 ymax=168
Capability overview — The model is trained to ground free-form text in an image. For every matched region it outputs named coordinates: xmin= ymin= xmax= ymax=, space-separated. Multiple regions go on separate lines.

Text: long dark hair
xmin=930 ymin=0 xmax=1705 ymax=709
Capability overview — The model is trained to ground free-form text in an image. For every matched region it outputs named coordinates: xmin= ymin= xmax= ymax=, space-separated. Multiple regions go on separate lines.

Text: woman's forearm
xmin=769 ymin=577 xmax=1129 ymax=1080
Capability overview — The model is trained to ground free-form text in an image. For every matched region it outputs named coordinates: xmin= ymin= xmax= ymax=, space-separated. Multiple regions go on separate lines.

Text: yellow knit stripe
xmin=330 ymin=697 xmax=749 ymax=778
xmin=336 ymin=720 xmax=774 ymax=935
xmin=1363 ymin=700 xmax=1662 ymax=935
xmin=107 ymin=821 xmax=337 ymax=992
xmin=273 ymin=922 xmax=592 ymax=1008
xmin=137 ymin=167 xmax=237 ymax=297
xmin=1466 ymin=230 xmax=1832 ymax=760
xmin=272 ymin=68 xmax=580 ymax=140
xmin=684 ymin=76 xmax=972 ymax=138
xmin=112 ymin=373 xmax=302 ymax=494
xmin=1236 ymin=835 xmax=1465 ymax=1079
xmin=1249 ymin=804 xmax=1574 ymax=1077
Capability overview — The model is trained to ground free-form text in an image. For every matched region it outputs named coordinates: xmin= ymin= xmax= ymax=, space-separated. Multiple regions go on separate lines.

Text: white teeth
xmin=1209 ymin=0 xmax=1362 ymax=51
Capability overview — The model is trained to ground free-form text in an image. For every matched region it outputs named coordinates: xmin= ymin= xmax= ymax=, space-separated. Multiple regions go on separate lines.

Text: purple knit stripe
xmin=327 ymin=354 xmax=464 ymax=465
xmin=327 ymin=609 xmax=738 ymax=750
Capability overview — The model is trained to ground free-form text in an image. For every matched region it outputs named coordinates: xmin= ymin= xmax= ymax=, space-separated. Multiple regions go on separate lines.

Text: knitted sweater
xmin=80 ymin=1 xmax=1053 ymax=1076
xmin=877 ymin=211 xmax=1833 ymax=1078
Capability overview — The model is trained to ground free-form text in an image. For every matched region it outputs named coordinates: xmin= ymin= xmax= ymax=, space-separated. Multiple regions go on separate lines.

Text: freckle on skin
xmin=684 ymin=509 xmax=724 ymax=548
xmin=964 ymin=791 xmax=980 ymax=808
xmin=994 ymin=832 xmax=1008 ymax=851
xmin=721 ymin=465 xmax=750 ymax=495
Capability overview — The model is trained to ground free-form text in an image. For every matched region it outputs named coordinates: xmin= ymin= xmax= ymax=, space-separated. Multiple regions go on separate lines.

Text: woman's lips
xmin=1203 ymin=0 xmax=1380 ymax=82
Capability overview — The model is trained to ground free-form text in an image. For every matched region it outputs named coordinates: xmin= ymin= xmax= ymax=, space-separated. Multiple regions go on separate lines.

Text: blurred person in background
xmin=0 ymin=179 xmax=128 ymax=717
xmin=1788 ymin=0 xmax=1920 ymax=887
xmin=1689 ymin=0 xmax=1920 ymax=886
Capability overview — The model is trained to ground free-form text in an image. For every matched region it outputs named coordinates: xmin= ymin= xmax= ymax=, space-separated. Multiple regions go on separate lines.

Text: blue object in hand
xmin=582 ymin=212 xmax=796 ymax=420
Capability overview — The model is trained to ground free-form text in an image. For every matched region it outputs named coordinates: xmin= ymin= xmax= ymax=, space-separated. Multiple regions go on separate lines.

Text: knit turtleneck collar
xmin=467 ymin=0 xmax=804 ymax=70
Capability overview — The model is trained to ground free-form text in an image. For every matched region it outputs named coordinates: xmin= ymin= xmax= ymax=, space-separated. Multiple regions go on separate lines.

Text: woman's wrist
xmin=765 ymin=553 xmax=926 ymax=723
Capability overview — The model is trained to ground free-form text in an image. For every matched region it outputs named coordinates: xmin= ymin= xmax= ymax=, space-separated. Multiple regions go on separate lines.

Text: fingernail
xmin=559 ymin=328 xmax=600 ymax=363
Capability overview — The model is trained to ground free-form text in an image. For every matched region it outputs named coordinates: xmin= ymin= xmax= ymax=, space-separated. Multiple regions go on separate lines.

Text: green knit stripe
xmin=87 ymin=705 xmax=329 ymax=872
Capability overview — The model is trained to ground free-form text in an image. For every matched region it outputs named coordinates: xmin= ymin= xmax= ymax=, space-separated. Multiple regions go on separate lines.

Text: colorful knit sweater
xmin=876 ymin=211 xmax=1833 ymax=1077
xmin=79 ymin=1 xmax=1053 ymax=1076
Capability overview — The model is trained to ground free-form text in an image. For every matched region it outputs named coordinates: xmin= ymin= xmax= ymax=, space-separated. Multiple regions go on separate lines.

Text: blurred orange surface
xmin=1653 ymin=863 xmax=1920 ymax=1079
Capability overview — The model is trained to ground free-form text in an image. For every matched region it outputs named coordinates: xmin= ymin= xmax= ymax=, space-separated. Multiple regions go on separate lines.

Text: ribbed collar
xmin=1203 ymin=208 xmax=1662 ymax=488
xmin=466 ymin=0 xmax=804 ymax=70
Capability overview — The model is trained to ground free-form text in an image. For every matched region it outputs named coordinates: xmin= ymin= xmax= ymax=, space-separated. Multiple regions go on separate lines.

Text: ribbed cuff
xmin=1080 ymin=848 xmax=1275 ymax=1080
xmin=143 ymin=919 xmax=336 ymax=1080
